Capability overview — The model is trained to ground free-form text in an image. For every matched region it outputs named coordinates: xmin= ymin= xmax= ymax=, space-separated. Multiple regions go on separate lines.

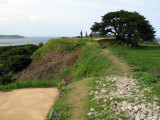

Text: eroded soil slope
xmin=14 ymin=50 xmax=80 ymax=81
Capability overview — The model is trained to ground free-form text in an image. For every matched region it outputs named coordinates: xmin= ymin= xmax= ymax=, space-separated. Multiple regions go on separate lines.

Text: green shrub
xmin=6 ymin=55 xmax=31 ymax=73
xmin=0 ymin=74 xmax=13 ymax=85
xmin=133 ymin=72 xmax=159 ymax=83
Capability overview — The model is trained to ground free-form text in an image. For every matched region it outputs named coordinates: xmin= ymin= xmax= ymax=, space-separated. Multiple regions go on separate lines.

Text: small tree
xmin=91 ymin=10 xmax=155 ymax=47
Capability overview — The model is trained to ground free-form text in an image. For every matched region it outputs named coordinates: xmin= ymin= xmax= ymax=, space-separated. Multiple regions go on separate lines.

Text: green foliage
xmin=91 ymin=10 xmax=155 ymax=47
xmin=38 ymin=42 xmax=43 ymax=48
xmin=0 ymin=44 xmax=38 ymax=85
xmin=133 ymin=72 xmax=159 ymax=83
xmin=6 ymin=55 xmax=31 ymax=73
xmin=0 ymin=74 xmax=13 ymax=85
xmin=60 ymin=47 xmax=112 ymax=80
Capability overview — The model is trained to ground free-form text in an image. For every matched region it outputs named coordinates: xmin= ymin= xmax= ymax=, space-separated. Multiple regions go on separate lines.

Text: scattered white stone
xmin=101 ymin=89 xmax=107 ymax=94
xmin=89 ymin=76 xmax=160 ymax=119
xmin=127 ymin=106 xmax=132 ymax=111
xmin=103 ymin=99 xmax=107 ymax=103
xmin=90 ymin=108 xmax=95 ymax=112
xmin=87 ymin=112 xmax=92 ymax=116
xmin=134 ymin=106 xmax=139 ymax=112
xmin=110 ymin=97 xmax=113 ymax=100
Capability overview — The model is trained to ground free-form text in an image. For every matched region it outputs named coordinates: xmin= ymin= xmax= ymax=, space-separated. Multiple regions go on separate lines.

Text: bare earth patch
xmin=0 ymin=88 xmax=59 ymax=120
xmin=66 ymin=78 xmax=92 ymax=120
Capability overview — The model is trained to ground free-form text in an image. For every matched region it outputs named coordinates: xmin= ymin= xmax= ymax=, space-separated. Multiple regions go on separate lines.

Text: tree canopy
xmin=91 ymin=10 xmax=156 ymax=47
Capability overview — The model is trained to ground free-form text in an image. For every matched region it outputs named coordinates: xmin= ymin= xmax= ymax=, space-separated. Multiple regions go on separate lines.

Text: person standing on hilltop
xmin=86 ymin=32 xmax=88 ymax=38
xmin=80 ymin=30 xmax=83 ymax=38
xmin=90 ymin=32 xmax=92 ymax=39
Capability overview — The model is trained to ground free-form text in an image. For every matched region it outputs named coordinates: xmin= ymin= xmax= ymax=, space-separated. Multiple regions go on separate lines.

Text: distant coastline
xmin=0 ymin=35 xmax=25 ymax=39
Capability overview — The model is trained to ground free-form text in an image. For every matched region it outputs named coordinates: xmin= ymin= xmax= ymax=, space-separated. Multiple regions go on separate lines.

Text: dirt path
xmin=0 ymin=88 xmax=59 ymax=120
xmin=103 ymin=49 xmax=132 ymax=74
xmin=66 ymin=78 xmax=92 ymax=120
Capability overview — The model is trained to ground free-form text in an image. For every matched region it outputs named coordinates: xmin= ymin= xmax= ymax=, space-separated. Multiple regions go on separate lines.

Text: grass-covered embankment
xmin=0 ymin=76 xmax=58 ymax=91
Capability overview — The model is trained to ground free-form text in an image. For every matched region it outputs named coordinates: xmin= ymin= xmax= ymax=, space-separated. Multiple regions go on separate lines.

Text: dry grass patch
xmin=66 ymin=78 xmax=92 ymax=120
xmin=103 ymin=49 xmax=132 ymax=74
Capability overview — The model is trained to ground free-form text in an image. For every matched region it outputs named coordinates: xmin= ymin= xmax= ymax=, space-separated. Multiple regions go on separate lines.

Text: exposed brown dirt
xmin=14 ymin=50 xmax=80 ymax=81
xmin=103 ymin=49 xmax=132 ymax=74
xmin=66 ymin=78 xmax=92 ymax=120
xmin=0 ymin=88 xmax=59 ymax=120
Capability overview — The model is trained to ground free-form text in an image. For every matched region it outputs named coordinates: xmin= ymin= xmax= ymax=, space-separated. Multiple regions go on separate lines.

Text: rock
xmin=148 ymin=103 xmax=152 ymax=108
xmin=103 ymin=99 xmax=107 ymax=103
xmin=149 ymin=70 xmax=160 ymax=77
xmin=122 ymin=101 xmax=128 ymax=107
xmin=134 ymin=106 xmax=139 ymax=112
xmin=58 ymin=89 xmax=63 ymax=98
xmin=156 ymin=106 xmax=160 ymax=110
xmin=127 ymin=106 xmax=132 ymax=111
xmin=147 ymin=116 xmax=153 ymax=120
xmin=49 ymin=108 xmax=59 ymax=118
xmin=153 ymin=116 xmax=158 ymax=120
xmin=87 ymin=112 xmax=92 ymax=116
xmin=120 ymin=107 xmax=125 ymax=111
xmin=144 ymin=110 xmax=149 ymax=115
xmin=135 ymin=115 xmax=140 ymax=120
xmin=110 ymin=97 xmax=113 ymax=100
xmin=90 ymin=108 xmax=95 ymax=111
xmin=120 ymin=91 xmax=124 ymax=95
xmin=94 ymin=91 xmax=99 ymax=95
xmin=101 ymin=89 xmax=107 ymax=94
xmin=140 ymin=114 xmax=145 ymax=119
xmin=62 ymin=79 xmax=72 ymax=85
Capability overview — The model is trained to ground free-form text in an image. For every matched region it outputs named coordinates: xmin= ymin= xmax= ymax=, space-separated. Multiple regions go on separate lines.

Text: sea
xmin=0 ymin=37 xmax=160 ymax=46
xmin=0 ymin=37 xmax=55 ymax=46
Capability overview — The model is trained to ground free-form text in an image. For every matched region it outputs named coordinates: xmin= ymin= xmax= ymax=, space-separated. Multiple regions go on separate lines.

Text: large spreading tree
xmin=91 ymin=10 xmax=156 ymax=47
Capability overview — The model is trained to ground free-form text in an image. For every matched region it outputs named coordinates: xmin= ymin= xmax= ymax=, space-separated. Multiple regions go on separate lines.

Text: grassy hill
xmin=0 ymin=38 xmax=113 ymax=91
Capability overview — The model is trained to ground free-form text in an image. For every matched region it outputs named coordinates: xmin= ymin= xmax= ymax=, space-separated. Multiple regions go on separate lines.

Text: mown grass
xmin=0 ymin=76 xmax=58 ymax=91
xmin=107 ymin=45 xmax=160 ymax=72
xmin=60 ymin=47 xmax=113 ymax=81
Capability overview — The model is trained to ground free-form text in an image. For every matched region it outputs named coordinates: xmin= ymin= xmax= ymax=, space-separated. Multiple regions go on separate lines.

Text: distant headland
xmin=0 ymin=35 xmax=25 ymax=39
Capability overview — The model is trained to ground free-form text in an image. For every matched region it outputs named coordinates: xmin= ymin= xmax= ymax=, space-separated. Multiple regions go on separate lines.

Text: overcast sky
xmin=0 ymin=0 xmax=159 ymax=37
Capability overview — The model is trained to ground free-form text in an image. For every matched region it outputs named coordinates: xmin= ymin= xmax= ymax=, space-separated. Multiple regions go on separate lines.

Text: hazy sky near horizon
xmin=0 ymin=0 xmax=159 ymax=37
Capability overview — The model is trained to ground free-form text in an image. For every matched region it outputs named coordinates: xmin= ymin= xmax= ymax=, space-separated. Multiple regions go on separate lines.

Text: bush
xmin=0 ymin=74 xmax=13 ymax=85
xmin=38 ymin=42 xmax=43 ymax=48
xmin=133 ymin=72 xmax=159 ymax=83
xmin=6 ymin=55 xmax=31 ymax=73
